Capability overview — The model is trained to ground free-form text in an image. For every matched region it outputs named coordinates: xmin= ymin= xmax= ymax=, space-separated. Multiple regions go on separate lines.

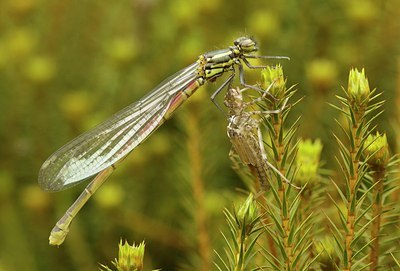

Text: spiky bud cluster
xmin=116 ymin=240 xmax=145 ymax=271
xmin=261 ymin=64 xmax=286 ymax=99
xmin=347 ymin=68 xmax=370 ymax=115
xmin=364 ymin=132 xmax=389 ymax=169
xmin=235 ymin=194 xmax=259 ymax=235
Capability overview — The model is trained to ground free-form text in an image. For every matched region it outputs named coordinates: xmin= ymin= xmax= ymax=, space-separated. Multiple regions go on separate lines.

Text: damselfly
xmin=39 ymin=37 xmax=288 ymax=245
xmin=225 ymin=85 xmax=292 ymax=192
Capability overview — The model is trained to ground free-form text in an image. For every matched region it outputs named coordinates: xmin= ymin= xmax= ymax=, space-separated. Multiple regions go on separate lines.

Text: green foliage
xmin=328 ymin=68 xmax=394 ymax=270
xmin=217 ymin=67 xmax=400 ymax=271
xmin=215 ymin=194 xmax=262 ymax=271
xmin=219 ymin=66 xmax=322 ymax=270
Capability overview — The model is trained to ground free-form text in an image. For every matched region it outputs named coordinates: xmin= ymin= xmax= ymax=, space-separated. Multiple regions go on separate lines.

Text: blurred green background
xmin=0 ymin=0 xmax=399 ymax=270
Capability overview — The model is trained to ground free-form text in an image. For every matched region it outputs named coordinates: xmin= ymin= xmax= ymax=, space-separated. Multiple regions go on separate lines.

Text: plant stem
xmin=369 ymin=168 xmax=385 ymax=271
xmin=249 ymin=165 xmax=278 ymax=260
xmin=273 ymin=102 xmax=293 ymax=269
xmin=343 ymin=123 xmax=361 ymax=270
xmin=186 ymin=105 xmax=211 ymax=271
xmin=234 ymin=234 xmax=247 ymax=271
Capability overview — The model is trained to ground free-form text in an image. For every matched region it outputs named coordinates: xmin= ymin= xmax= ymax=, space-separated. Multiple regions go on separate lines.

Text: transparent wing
xmin=39 ymin=62 xmax=199 ymax=191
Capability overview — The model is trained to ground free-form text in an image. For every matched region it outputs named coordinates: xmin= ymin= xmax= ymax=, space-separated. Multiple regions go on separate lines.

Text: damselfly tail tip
xmin=49 ymin=226 xmax=68 ymax=246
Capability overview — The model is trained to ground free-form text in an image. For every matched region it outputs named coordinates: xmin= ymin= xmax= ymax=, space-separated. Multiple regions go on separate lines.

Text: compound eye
xmin=234 ymin=37 xmax=257 ymax=52
xmin=234 ymin=36 xmax=247 ymax=46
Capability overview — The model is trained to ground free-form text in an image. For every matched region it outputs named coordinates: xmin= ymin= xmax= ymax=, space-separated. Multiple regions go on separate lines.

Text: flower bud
xmin=235 ymin=194 xmax=259 ymax=235
xmin=364 ymin=132 xmax=389 ymax=169
xmin=261 ymin=65 xmax=285 ymax=99
xmin=347 ymin=68 xmax=370 ymax=108
xmin=116 ymin=240 xmax=145 ymax=271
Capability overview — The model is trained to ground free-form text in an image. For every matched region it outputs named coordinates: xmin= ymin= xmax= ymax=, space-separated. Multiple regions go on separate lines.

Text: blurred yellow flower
xmin=23 ymin=55 xmax=56 ymax=84
xmin=295 ymin=138 xmax=323 ymax=186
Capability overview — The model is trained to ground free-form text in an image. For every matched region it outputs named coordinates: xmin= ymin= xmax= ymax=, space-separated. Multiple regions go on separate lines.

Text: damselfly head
xmin=234 ymin=37 xmax=258 ymax=53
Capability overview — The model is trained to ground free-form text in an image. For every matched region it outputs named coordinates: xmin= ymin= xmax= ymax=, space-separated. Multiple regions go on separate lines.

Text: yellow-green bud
xmin=235 ymin=194 xmax=259 ymax=234
xmin=347 ymin=68 xmax=370 ymax=107
xmin=261 ymin=65 xmax=285 ymax=98
xmin=116 ymin=240 xmax=145 ymax=271
xmin=295 ymin=138 xmax=323 ymax=186
xmin=364 ymin=132 xmax=389 ymax=168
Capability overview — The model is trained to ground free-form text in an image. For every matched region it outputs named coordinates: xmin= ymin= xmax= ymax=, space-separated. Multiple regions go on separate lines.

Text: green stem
xmin=369 ymin=168 xmax=385 ymax=271
xmin=343 ymin=107 xmax=366 ymax=270
xmin=273 ymin=102 xmax=293 ymax=270
xmin=234 ymin=234 xmax=247 ymax=271
xmin=250 ymin=165 xmax=278 ymax=259
xmin=343 ymin=124 xmax=360 ymax=270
